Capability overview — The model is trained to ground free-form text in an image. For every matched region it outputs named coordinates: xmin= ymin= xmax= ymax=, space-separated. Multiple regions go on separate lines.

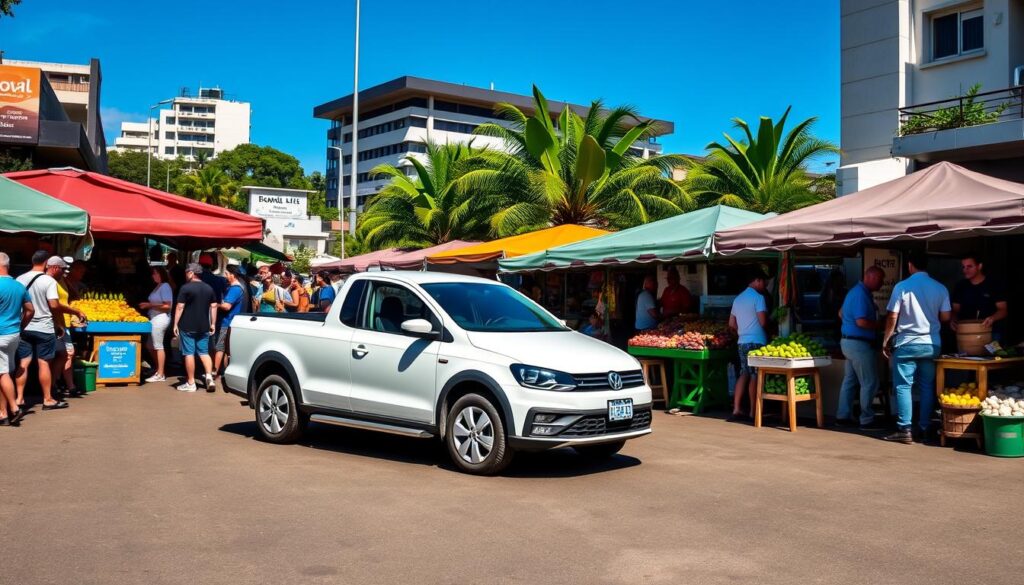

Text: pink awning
xmin=379 ymin=240 xmax=480 ymax=270
xmin=714 ymin=162 xmax=1024 ymax=254
xmin=316 ymin=248 xmax=403 ymax=273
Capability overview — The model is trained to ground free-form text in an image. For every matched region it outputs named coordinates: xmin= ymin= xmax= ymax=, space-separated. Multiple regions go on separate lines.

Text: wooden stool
xmin=754 ymin=366 xmax=825 ymax=432
xmin=640 ymin=359 xmax=669 ymax=408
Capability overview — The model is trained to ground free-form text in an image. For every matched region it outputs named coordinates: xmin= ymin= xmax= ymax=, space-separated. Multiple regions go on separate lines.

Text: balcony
xmin=893 ymin=85 xmax=1024 ymax=162
xmin=49 ymin=82 xmax=90 ymax=92
xmin=177 ymin=110 xmax=215 ymax=119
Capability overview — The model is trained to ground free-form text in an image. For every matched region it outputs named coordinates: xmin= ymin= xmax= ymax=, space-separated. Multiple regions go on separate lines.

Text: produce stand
xmin=751 ymin=356 xmax=830 ymax=432
xmin=934 ymin=356 xmax=1024 ymax=400
xmin=627 ymin=346 xmax=732 ymax=414
xmin=73 ymin=322 xmax=150 ymax=387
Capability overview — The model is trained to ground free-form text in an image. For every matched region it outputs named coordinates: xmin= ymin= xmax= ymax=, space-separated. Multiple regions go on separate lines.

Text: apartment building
xmin=112 ymin=87 xmax=251 ymax=161
xmin=313 ymin=76 xmax=672 ymax=209
xmin=839 ymin=0 xmax=1024 ymax=195
xmin=0 ymin=57 xmax=107 ymax=172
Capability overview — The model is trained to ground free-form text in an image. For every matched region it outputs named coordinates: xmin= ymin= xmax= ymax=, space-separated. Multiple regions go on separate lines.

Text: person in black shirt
xmin=173 ymin=263 xmax=218 ymax=393
xmin=951 ymin=254 xmax=1008 ymax=334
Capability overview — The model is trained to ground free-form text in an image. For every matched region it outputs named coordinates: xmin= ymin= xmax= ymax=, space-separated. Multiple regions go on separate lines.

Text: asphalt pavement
xmin=1 ymin=382 xmax=1021 ymax=585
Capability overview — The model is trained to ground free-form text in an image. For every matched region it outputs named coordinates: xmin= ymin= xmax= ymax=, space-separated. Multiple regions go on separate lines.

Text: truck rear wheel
xmin=255 ymin=374 xmax=305 ymax=444
xmin=445 ymin=393 xmax=512 ymax=475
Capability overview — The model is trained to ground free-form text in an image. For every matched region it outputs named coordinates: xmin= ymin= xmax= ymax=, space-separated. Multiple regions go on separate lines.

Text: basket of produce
xmin=763 ymin=374 xmax=814 ymax=396
xmin=746 ymin=334 xmax=831 ymax=369
xmin=979 ymin=391 xmax=1024 ymax=457
xmin=939 ymin=383 xmax=983 ymax=439
xmin=628 ymin=318 xmax=734 ymax=351
xmin=70 ymin=293 xmax=150 ymax=333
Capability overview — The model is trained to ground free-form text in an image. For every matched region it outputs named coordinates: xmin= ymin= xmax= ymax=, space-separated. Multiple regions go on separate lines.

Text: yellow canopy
xmin=426 ymin=225 xmax=609 ymax=265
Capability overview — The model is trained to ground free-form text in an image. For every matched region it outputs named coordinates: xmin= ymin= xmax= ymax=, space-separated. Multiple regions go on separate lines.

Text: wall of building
xmin=213 ymin=100 xmax=251 ymax=153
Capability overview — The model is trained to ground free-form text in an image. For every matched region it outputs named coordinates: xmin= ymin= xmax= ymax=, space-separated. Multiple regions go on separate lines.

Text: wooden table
xmin=754 ymin=366 xmax=825 ymax=433
xmin=934 ymin=356 xmax=1024 ymax=399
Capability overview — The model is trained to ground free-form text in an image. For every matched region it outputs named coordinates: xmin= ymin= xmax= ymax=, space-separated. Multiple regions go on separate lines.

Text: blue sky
xmin=1 ymin=0 xmax=840 ymax=174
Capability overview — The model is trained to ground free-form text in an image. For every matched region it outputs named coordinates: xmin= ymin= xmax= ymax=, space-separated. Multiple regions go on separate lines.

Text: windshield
xmin=421 ymin=283 xmax=568 ymax=333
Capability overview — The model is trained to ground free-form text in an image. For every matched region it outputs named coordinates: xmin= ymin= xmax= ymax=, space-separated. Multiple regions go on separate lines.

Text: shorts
xmin=179 ymin=331 xmax=210 ymax=357
xmin=0 ymin=333 xmax=20 ymax=375
xmin=17 ymin=329 xmax=57 ymax=361
xmin=55 ymin=332 xmax=74 ymax=355
xmin=738 ymin=343 xmax=765 ymax=376
xmin=214 ymin=327 xmax=229 ymax=353
xmin=150 ymin=313 xmax=170 ymax=351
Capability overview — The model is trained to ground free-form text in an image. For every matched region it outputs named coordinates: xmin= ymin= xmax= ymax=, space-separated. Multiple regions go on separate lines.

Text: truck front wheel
xmin=255 ymin=374 xmax=305 ymax=444
xmin=445 ymin=394 xmax=513 ymax=475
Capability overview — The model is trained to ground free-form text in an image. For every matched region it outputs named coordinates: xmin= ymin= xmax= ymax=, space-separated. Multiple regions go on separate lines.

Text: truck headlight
xmin=510 ymin=364 xmax=576 ymax=391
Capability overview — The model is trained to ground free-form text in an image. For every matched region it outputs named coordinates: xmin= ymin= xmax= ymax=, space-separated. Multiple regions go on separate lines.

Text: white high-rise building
xmin=112 ymin=87 xmax=251 ymax=161
xmin=313 ymin=76 xmax=672 ymax=209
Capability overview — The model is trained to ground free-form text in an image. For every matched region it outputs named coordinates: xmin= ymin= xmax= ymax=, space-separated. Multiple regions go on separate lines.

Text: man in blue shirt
xmin=728 ymin=269 xmax=768 ymax=422
xmin=634 ymin=275 xmax=659 ymax=333
xmin=882 ymin=252 xmax=951 ymax=444
xmin=835 ymin=266 xmax=885 ymax=430
xmin=213 ymin=266 xmax=248 ymax=384
xmin=0 ymin=252 xmax=34 ymax=426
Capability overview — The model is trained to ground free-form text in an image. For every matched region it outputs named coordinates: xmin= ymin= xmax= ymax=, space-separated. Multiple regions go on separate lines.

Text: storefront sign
xmin=0 ymin=65 xmax=41 ymax=145
xmin=94 ymin=336 xmax=141 ymax=384
xmin=248 ymin=188 xmax=308 ymax=219
xmin=864 ymin=248 xmax=900 ymax=313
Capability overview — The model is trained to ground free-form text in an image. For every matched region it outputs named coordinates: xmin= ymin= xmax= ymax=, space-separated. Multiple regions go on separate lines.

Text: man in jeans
xmin=14 ymin=252 xmax=68 ymax=410
xmin=0 ymin=252 xmax=34 ymax=426
xmin=728 ymin=269 xmax=769 ymax=422
xmin=212 ymin=265 xmax=248 ymax=385
xmin=173 ymin=263 xmax=218 ymax=393
xmin=882 ymin=253 xmax=951 ymax=444
xmin=835 ymin=266 xmax=885 ymax=431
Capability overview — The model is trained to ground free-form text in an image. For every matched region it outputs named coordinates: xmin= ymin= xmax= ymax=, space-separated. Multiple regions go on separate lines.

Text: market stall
xmin=317 ymin=247 xmax=404 ymax=273
xmin=379 ymin=240 xmax=479 ymax=270
xmin=0 ymin=175 xmax=90 ymax=266
xmin=427 ymin=225 xmax=608 ymax=276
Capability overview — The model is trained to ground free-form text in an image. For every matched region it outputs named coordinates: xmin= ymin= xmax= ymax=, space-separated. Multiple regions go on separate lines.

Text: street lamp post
xmin=327 ymin=146 xmax=345 ymax=260
xmin=146 ymin=98 xmax=174 ymax=188
xmin=349 ymin=0 xmax=360 ymax=238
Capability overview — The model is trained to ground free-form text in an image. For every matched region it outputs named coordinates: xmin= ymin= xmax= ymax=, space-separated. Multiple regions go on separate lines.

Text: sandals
xmin=42 ymin=401 xmax=69 ymax=411
xmin=8 ymin=409 xmax=24 ymax=425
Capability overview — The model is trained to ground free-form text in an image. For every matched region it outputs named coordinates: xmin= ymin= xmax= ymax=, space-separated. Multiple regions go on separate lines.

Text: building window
xmin=931 ymin=7 xmax=984 ymax=61
xmin=165 ymin=147 xmax=174 ymax=155
xmin=165 ymin=132 xmax=175 ymax=139
xmin=433 ymin=119 xmax=478 ymax=134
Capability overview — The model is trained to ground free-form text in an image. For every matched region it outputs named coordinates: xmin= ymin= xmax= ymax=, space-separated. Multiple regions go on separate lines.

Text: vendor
xmin=950 ymin=253 xmax=1008 ymax=335
xmin=660 ymin=267 xmax=693 ymax=318
xmin=634 ymin=275 xmax=659 ymax=333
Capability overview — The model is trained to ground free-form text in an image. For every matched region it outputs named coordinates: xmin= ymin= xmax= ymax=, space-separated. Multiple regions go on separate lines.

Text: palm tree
xmin=683 ymin=107 xmax=839 ymax=214
xmin=358 ymin=140 xmax=497 ymax=249
xmin=176 ymin=167 xmax=237 ymax=208
xmin=193 ymin=149 xmax=211 ymax=169
xmin=466 ymin=86 xmax=688 ymax=235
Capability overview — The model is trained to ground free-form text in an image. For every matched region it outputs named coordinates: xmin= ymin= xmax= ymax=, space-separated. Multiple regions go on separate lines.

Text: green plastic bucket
xmin=74 ymin=360 xmax=98 ymax=393
xmin=981 ymin=414 xmax=1024 ymax=458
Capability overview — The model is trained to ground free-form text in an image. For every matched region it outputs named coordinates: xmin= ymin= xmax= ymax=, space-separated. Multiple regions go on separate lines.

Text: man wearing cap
xmin=14 ymin=252 xmax=71 ymax=410
xmin=198 ymin=253 xmax=228 ymax=304
xmin=0 ymin=252 xmax=34 ymax=426
xmin=173 ymin=263 xmax=218 ymax=393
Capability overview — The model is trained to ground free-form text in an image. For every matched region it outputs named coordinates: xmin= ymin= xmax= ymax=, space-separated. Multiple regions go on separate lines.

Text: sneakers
xmin=145 ymin=374 xmax=166 ymax=383
xmin=176 ymin=382 xmax=197 ymax=393
xmin=205 ymin=374 xmax=217 ymax=393
xmin=883 ymin=429 xmax=913 ymax=444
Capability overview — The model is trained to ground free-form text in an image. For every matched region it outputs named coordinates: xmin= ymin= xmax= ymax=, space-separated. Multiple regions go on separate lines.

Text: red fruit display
xmin=628 ymin=319 xmax=735 ymax=350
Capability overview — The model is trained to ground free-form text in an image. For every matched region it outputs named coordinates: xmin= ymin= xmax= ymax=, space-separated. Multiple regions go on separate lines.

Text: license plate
xmin=608 ymin=398 xmax=633 ymax=422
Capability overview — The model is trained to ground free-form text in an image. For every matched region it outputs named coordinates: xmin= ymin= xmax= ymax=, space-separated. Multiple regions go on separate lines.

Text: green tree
xmin=358 ymin=140 xmax=497 ymax=248
xmin=0 ymin=149 xmax=32 ymax=172
xmin=210 ymin=144 xmax=309 ymax=189
xmin=107 ymin=150 xmax=185 ymax=191
xmin=305 ymin=171 xmax=339 ymax=221
xmin=289 ymin=244 xmax=314 ymax=273
xmin=176 ymin=167 xmax=238 ymax=207
xmin=683 ymin=107 xmax=839 ymax=214
xmin=1 ymin=0 xmax=22 ymax=18
xmin=468 ymin=86 xmax=687 ymax=235
xmin=329 ymin=231 xmax=369 ymax=258
xmin=192 ymin=149 xmax=211 ymax=169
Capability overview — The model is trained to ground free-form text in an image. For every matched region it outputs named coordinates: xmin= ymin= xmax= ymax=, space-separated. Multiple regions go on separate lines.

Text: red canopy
xmin=4 ymin=167 xmax=264 ymax=248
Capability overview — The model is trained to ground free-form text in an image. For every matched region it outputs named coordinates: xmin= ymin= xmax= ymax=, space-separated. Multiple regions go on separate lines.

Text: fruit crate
xmin=747 ymin=356 xmax=831 ymax=369
xmin=940 ymin=405 xmax=983 ymax=448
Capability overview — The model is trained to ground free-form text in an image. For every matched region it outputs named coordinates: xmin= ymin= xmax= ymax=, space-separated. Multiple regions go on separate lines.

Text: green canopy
xmin=0 ymin=175 xmax=89 ymax=236
xmin=499 ymin=205 xmax=772 ymax=272
xmin=223 ymin=242 xmax=292 ymax=263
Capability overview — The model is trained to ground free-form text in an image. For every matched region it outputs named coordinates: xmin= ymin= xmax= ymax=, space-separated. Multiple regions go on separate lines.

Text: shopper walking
xmin=0 ymin=252 xmax=33 ymax=426
xmin=213 ymin=265 xmax=248 ymax=383
xmin=835 ymin=266 xmax=885 ymax=430
xmin=882 ymin=252 xmax=951 ymax=444
xmin=728 ymin=269 xmax=769 ymax=422
xmin=173 ymin=263 xmax=218 ymax=393
xmin=14 ymin=252 xmax=69 ymax=410
xmin=140 ymin=267 xmax=174 ymax=383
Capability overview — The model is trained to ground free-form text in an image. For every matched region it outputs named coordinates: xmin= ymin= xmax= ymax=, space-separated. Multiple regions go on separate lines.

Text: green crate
xmin=981 ymin=414 xmax=1024 ymax=458
xmin=73 ymin=360 xmax=98 ymax=393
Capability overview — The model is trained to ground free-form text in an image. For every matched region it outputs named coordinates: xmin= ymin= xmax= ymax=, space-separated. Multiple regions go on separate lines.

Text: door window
xmin=364 ymin=282 xmax=437 ymax=334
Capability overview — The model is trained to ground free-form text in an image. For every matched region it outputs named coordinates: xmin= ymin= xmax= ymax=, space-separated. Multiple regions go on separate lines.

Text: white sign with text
xmin=248 ymin=189 xmax=308 ymax=219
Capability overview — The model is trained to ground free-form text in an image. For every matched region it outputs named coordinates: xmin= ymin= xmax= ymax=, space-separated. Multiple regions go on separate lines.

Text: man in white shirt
xmin=14 ymin=251 xmax=69 ymax=410
xmin=882 ymin=252 xmax=951 ymax=444
xmin=728 ymin=269 xmax=769 ymax=422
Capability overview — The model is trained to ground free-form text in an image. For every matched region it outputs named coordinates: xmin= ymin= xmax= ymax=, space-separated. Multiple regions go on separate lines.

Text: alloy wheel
xmin=259 ymin=384 xmax=290 ymax=434
xmin=452 ymin=406 xmax=494 ymax=464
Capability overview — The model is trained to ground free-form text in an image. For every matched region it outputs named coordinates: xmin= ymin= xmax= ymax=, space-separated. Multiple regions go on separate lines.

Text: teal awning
xmin=499 ymin=205 xmax=772 ymax=272
xmin=0 ymin=175 xmax=89 ymax=236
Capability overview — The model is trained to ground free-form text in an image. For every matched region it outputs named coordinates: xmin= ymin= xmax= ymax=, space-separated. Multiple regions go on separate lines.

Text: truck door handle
xmin=352 ymin=344 xmax=369 ymax=358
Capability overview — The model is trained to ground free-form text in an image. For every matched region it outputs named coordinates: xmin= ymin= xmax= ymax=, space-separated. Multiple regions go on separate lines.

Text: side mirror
xmin=401 ymin=318 xmax=438 ymax=338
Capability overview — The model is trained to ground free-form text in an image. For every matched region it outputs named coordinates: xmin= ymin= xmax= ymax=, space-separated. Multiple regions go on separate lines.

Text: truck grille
xmin=572 ymin=370 xmax=645 ymax=391
xmin=559 ymin=408 xmax=652 ymax=438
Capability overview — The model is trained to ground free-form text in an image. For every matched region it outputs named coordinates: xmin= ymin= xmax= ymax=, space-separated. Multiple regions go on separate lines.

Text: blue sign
xmin=97 ymin=340 xmax=138 ymax=380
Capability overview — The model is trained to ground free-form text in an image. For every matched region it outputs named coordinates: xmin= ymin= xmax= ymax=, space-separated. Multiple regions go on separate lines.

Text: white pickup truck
xmin=222 ymin=271 xmax=652 ymax=475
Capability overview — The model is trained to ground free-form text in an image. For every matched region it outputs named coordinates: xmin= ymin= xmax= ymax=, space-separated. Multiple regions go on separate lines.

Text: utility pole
xmin=348 ymin=0 xmax=360 ymax=237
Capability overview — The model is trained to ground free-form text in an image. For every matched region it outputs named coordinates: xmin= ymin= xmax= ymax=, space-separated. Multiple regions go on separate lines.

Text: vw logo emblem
xmin=607 ymin=371 xmax=623 ymax=390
